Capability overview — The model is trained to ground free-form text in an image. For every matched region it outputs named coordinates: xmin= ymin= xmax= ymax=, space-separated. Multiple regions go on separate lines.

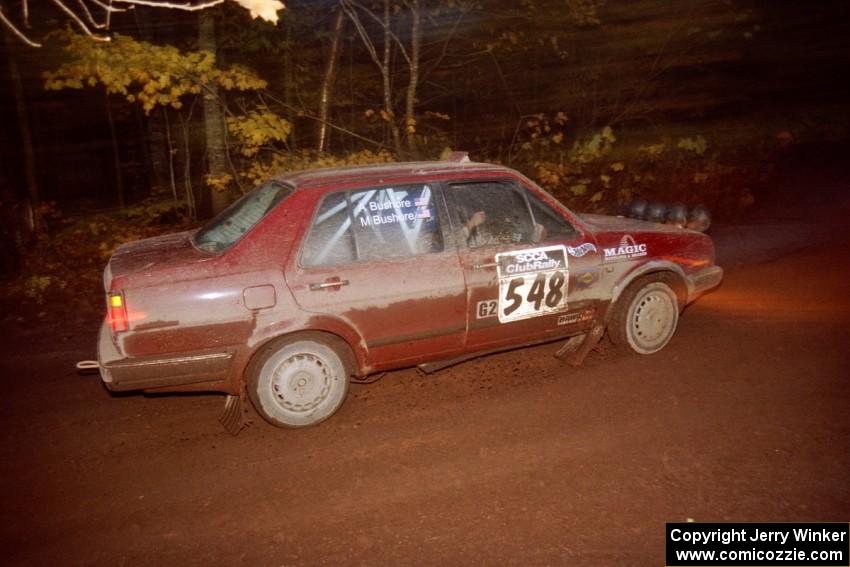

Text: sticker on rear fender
xmin=495 ymin=245 xmax=569 ymax=323
xmin=476 ymin=299 xmax=498 ymax=319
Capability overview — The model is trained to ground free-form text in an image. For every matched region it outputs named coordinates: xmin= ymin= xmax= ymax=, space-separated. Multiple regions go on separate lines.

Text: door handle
xmin=309 ymin=279 xmax=349 ymax=291
xmin=473 ymin=262 xmax=497 ymax=270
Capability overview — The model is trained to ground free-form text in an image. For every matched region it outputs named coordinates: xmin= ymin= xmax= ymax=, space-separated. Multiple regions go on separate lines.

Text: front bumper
xmin=687 ymin=265 xmax=724 ymax=302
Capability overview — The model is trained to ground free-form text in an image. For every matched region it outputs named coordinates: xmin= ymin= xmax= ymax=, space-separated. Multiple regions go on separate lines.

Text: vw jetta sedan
xmin=96 ymin=156 xmax=722 ymax=429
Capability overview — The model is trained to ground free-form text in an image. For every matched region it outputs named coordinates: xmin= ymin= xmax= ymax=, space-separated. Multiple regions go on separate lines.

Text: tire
xmin=609 ymin=275 xmax=680 ymax=355
xmin=247 ymin=334 xmax=351 ymax=428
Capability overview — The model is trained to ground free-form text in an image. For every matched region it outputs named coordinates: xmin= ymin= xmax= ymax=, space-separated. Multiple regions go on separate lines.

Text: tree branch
xmin=88 ymin=0 xmax=130 ymax=13
xmin=112 ymin=0 xmax=224 ymax=12
xmin=345 ymin=0 xmax=411 ymax=66
xmin=76 ymin=0 xmax=108 ymax=29
xmin=0 ymin=6 xmax=42 ymax=47
xmin=420 ymin=2 xmax=470 ymax=85
xmin=50 ymin=0 xmax=110 ymax=40
xmin=261 ymin=92 xmax=386 ymax=150
xmin=340 ymin=1 xmax=382 ymax=71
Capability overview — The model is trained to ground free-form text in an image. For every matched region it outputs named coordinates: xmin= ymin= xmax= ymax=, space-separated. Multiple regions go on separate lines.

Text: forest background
xmin=1 ymin=0 xmax=848 ymax=308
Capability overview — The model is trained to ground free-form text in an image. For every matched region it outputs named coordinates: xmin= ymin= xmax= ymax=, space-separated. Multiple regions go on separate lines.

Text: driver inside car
xmin=460 ymin=209 xmax=546 ymax=248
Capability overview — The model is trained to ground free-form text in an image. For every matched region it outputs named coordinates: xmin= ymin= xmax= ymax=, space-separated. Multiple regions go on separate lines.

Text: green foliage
xmin=23 ymin=276 xmax=58 ymax=304
xmin=205 ymin=173 xmax=234 ymax=193
xmin=8 ymin=196 xmax=197 ymax=309
xmin=508 ymin=122 xmax=757 ymax=216
xmin=565 ymin=0 xmax=606 ymax=27
xmin=44 ymin=31 xmax=267 ymax=112
xmin=239 ymin=149 xmax=395 ymax=185
xmin=226 ymin=107 xmax=293 ymax=157
xmin=6 ymin=147 xmax=399 ymax=310
xmin=570 ymin=126 xmax=616 ymax=164
xmin=676 ymin=136 xmax=708 ymax=156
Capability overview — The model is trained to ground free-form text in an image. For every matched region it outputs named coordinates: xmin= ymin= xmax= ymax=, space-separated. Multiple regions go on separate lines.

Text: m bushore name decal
xmin=666 ymin=522 xmax=850 ymax=567
xmin=358 ymin=197 xmax=432 ymax=226
xmin=604 ymin=235 xmax=647 ymax=262
xmin=360 ymin=211 xmax=416 ymax=226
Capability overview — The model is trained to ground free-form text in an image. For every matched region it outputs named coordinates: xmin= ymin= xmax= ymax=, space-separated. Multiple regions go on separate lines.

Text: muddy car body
xmin=97 ymin=158 xmax=723 ymax=428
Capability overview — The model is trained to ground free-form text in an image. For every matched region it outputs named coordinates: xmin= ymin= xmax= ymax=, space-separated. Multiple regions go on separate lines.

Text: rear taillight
xmin=108 ymin=292 xmax=128 ymax=333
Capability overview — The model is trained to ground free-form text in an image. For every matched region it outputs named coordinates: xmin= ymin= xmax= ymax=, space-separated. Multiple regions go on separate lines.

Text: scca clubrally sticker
xmin=495 ymin=245 xmax=569 ymax=323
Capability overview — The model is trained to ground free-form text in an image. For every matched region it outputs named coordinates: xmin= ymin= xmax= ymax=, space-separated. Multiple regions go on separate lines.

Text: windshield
xmin=193 ymin=180 xmax=293 ymax=253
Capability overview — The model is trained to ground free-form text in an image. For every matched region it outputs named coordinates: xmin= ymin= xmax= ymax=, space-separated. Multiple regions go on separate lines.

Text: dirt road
xmin=2 ymin=229 xmax=849 ymax=566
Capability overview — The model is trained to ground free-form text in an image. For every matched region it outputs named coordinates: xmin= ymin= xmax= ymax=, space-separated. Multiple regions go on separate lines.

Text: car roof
xmin=276 ymin=160 xmax=513 ymax=190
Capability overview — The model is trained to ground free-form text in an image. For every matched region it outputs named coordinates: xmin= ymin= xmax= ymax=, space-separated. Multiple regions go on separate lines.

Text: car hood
xmin=579 ymin=213 xmax=692 ymax=235
xmin=106 ymin=230 xmax=213 ymax=289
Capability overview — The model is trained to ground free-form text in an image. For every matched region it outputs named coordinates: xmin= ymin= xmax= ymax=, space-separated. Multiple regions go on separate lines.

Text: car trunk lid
xmin=105 ymin=230 xmax=212 ymax=290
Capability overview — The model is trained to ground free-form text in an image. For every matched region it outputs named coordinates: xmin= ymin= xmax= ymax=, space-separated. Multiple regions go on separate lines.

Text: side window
xmin=350 ymin=185 xmax=443 ymax=260
xmin=448 ymin=182 xmax=534 ymax=248
xmin=301 ymin=185 xmax=443 ymax=267
xmin=526 ymin=190 xmax=578 ymax=241
xmin=301 ymin=192 xmax=357 ymax=267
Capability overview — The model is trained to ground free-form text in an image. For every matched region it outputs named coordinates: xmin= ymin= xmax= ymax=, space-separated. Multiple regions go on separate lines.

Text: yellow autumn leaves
xmin=44 ymin=32 xmax=267 ymax=113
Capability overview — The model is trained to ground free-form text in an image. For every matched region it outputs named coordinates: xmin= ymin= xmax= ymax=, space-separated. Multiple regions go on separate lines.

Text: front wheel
xmin=248 ymin=334 xmax=351 ymax=428
xmin=609 ymin=276 xmax=680 ymax=354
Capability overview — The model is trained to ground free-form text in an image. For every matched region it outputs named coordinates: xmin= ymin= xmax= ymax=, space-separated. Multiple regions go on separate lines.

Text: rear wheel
xmin=609 ymin=275 xmax=680 ymax=354
xmin=248 ymin=334 xmax=351 ymax=428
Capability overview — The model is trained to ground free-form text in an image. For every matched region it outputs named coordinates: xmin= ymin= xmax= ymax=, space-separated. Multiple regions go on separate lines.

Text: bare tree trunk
xmin=198 ymin=11 xmax=229 ymax=215
xmin=382 ymin=0 xmax=401 ymax=156
xmin=142 ymin=110 xmax=170 ymax=192
xmin=282 ymin=14 xmax=298 ymax=150
xmin=133 ymin=5 xmax=170 ymax=191
xmin=342 ymin=0 xmax=401 ymax=155
xmin=404 ymin=0 xmax=421 ymax=158
xmin=4 ymin=31 xmax=39 ymax=204
xmin=178 ymin=108 xmax=197 ymax=220
xmin=162 ymin=108 xmax=178 ymax=200
xmin=104 ymin=91 xmax=125 ymax=208
xmin=317 ymin=6 xmax=345 ymax=152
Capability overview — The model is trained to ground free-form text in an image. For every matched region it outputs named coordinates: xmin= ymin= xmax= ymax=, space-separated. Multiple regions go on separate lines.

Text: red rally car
xmin=95 ymin=156 xmax=723 ymax=430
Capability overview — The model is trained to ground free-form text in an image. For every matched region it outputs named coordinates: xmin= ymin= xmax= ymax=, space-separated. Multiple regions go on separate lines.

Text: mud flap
xmin=554 ymin=324 xmax=605 ymax=367
xmin=219 ymin=394 xmax=245 ymax=436
xmin=554 ymin=335 xmax=585 ymax=358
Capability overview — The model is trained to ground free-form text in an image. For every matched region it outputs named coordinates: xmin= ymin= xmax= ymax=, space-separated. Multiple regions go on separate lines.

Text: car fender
xmin=243 ymin=313 xmax=372 ymax=380
xmin=607 ymin=260 xmax=690 ymax=319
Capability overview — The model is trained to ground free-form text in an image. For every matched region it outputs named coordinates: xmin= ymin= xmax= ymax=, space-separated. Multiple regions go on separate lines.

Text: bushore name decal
xmin=603 ymin=234 xmax=647 ymax=262
xmin=495 ymin=245 xmax=569 ymax=323
xmin=356 ymin=190 xmax=434 ymax=227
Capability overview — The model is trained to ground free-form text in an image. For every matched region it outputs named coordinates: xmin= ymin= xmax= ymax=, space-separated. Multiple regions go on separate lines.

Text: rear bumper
xmin=687 ymin=265 xmax=723 ymax=303
xmin=97 ymin=320 xmax=234 ymax=392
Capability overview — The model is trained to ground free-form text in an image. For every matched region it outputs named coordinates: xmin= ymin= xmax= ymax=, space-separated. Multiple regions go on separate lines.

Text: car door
xmin=445 ymin=179 xmax=602 ymax=351
xmin=285 ymin=183 xmax=467 ymax=370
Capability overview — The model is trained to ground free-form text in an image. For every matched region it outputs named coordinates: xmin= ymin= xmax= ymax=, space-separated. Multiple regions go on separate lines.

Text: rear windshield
xmin=193 ymin=180 xmax=292 ymax=253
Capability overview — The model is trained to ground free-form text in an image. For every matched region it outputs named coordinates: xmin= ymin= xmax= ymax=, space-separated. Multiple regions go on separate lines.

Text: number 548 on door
xmin=495 ymin=245 xmax=569 ymax=323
